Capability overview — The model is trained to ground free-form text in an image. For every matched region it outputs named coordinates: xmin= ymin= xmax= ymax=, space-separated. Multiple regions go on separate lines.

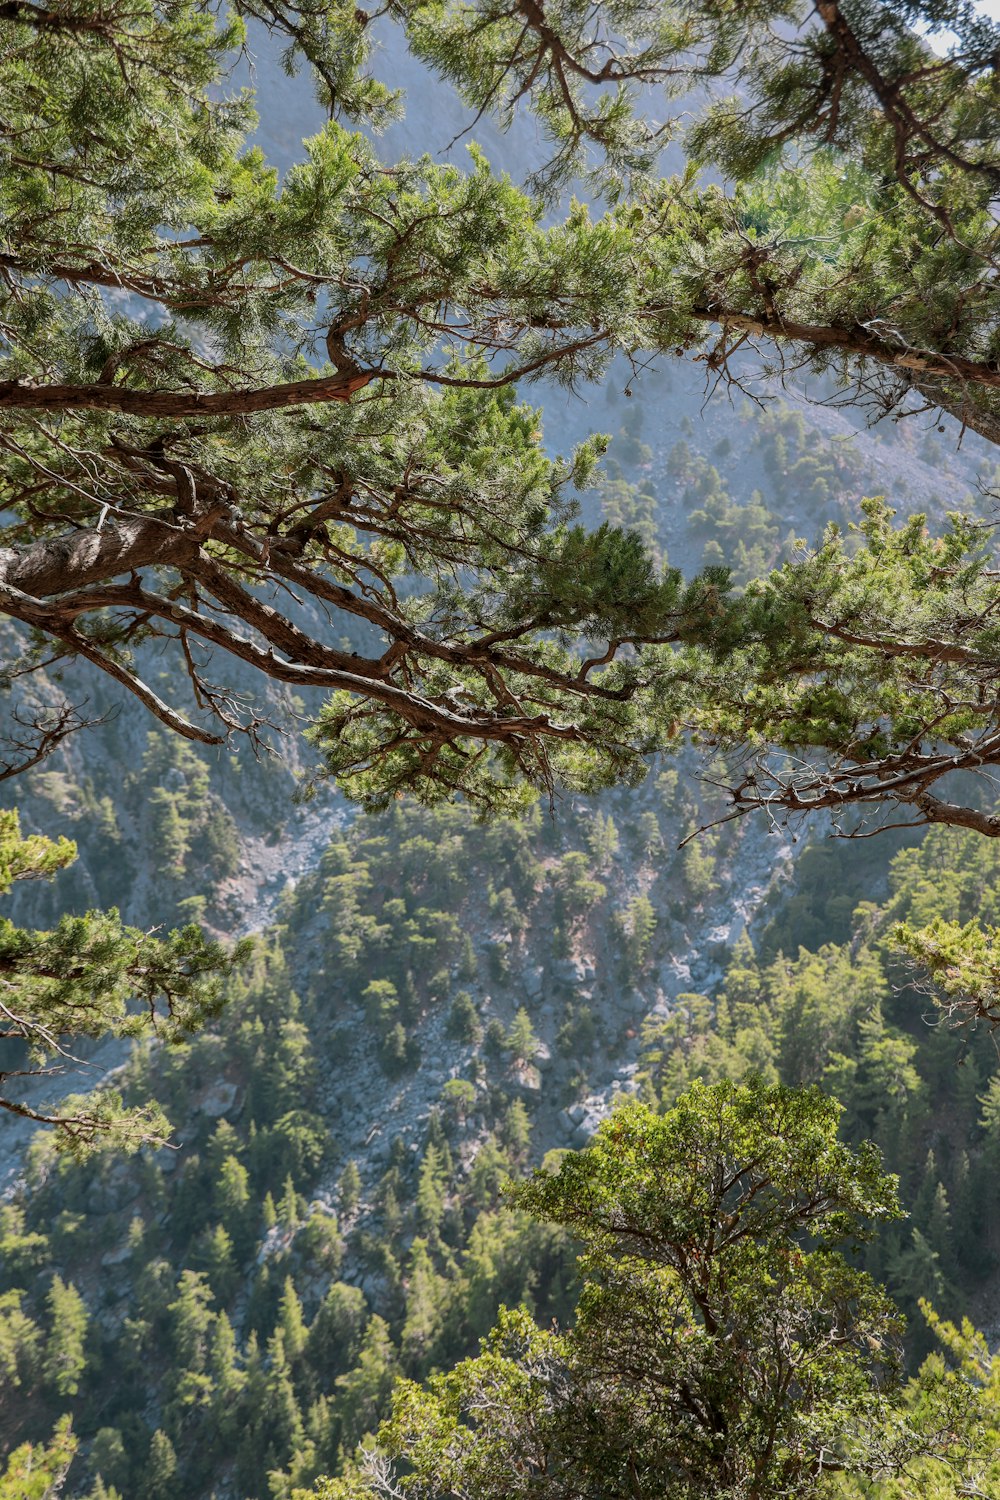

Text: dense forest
xmin=6 ymin=1 xmax=1000 ymax=1497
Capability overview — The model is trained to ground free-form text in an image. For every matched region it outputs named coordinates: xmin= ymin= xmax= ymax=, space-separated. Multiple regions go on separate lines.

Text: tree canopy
xmin=5 ymin=0 xmax=1000 ymax=830
xmin=329 ymin=1082 xmax=965 ymax=1500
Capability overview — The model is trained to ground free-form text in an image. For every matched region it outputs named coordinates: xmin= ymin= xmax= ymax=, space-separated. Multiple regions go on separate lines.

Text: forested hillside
xmin=3 ymin=796 xmax=1000 ymax=1497
xmin=7 ymin=2 xmax=1000 ymax=1498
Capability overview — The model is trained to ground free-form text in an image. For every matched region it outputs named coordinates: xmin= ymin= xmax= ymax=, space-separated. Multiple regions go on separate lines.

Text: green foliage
xmin=0 ymin=807 xmax=250 ymax=1150
xmin=360 ymin=1083 xmax=910 ymax=1500
xmin=12 ymin=0 xmax=1000 ymax=826
xmin=42 ymin=1277 xmax=87 ymax=1398
xmin=505 ymin=1008 xmax=540 ymax=1065
xmin=0 ymin=1416 xmax=76 ymax=1499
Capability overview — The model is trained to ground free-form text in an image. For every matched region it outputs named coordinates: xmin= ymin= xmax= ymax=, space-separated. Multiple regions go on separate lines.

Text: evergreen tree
xmin=266 ymin=1329 xmax=306 ymax=1462
xmin=208 ymin=1311 xmax=245 ymax=1427
xmin=278 ymin=1277 xmax=308 ymax=1367
xmin=0 ymin=1416 xmax=76 ymax=1500
xmin=139 ymin=1431 xmax=178 ymax=1500
xmin=308 ymin=1283 xmax=369 ymax=1383
xmin=415 ymin=1146 xmax=446 ymax=1239
xmin=400 ymin=1238 xmax=447 ymax=1377
xmin=280 ymin=1175 xmax=303 ymax=1231
xmin=0 ymin=811 xmax=248 ymax=1147
xmin=334 ymin=1316 xmax=398 ymax=1451
xmin=11 ymin=1 xmax=1000 ymax=833
xmin=506 ymin=1008 xmax=540 ymax=1066
xmin=42 ymin=1275 xmax=87 ymax=1397
xmin=167 ymin=1271 xmax=214 ymax=1375
xmin=502 ymin=1099 xmax=532 ymax=1158
xmin=338 ymin=1161 xmax=361 ymax=1217
xmin=195 ymin=1224 xmax=238 ymax=1304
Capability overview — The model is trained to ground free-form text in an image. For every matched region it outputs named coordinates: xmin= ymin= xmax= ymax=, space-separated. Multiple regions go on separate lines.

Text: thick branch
xmin=0 ymin=370 xmax=376 ymax=417
xmin=687 ymin=306 xmax=1000 ymax=391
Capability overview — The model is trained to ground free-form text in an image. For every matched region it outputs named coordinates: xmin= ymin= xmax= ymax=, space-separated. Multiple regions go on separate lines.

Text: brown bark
xmin=688 ymin=305 xmax=1000 ymax=390
xmin=0 ymin=369 xmax=375 ymax=417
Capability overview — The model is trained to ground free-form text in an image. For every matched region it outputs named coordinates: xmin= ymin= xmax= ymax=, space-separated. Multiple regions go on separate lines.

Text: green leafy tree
xmin=356 ymin=1082 xmax=925 ymax=1500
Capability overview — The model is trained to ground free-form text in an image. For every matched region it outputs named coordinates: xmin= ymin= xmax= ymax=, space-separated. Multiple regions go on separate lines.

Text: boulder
xmin=510 ymin=1062 xmax=543 ymax=1095
xmin=199 ymin=1081 xmax=239 ymax=1118
xmin=571 ymin=1110 xmax=604 ymax=1148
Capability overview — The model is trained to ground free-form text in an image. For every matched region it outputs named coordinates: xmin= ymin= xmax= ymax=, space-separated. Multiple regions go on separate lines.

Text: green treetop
xmin=331 ymin=1081 xmax=953 ymax=1500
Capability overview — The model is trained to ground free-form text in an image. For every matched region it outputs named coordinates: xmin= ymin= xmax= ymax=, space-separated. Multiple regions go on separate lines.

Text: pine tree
xmin=415 ymin=1146 xmax=446 ymax=1238
xmin=334 ymin=1316 xmax=397 ymax=1451
xmin=502 ymin=1099 xmax=533 ymax=1157
xmin=167 ymin=1271 xmax=213 ymax=1375
xmin=279 ymin=1175 xmax=303 ymax=1231
xmin=0 ymin=811 xmax=247 ymax=1148
xmin=216 ymin=1154 xmax=252 ymax=1252
xmin=278 ymin=1277 xmax=308 ymax=1366
xmin=507 ymin=1008 xmax=540 ymax=1066
xmin=208 ymin=1311 xmax=244 ymax=1422
xmin=338 ymin=1161 xmax=361 ymax=1216
xmin=308 ymin=1283 xmax=368 ymax=1382
xmin=42 ymin=1276 xmax=87 ymax=1397
xmin=6 ymin=3 xmax=1000 ymax=837
xmin=196 ymin=1224 xmax=237 ymax=1304
xmin=400 ymin=1239 xmax=446 ymax=1377
xmin=0 ymin=1416 xmax=76 ymax=1500
xmin=266 ymin=1328 xmax=305 ymax=1462
xmin=139 ymin=1431 xmax=178 ymax=1500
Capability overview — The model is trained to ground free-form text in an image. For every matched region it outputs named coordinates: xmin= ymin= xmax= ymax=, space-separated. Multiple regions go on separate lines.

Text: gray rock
xmin=89 ymin=1163 xmax=141 ymax=1215
xmin=510 ymin=1062 xmax=542 ymax=1095
xmin=100 ymin=1241 xmax=133 ymax=1268
xmin=571 ymin=1111 xmax=603 ymax=1149
xmin=199 ymin=1081 xmax=239 ymax=1118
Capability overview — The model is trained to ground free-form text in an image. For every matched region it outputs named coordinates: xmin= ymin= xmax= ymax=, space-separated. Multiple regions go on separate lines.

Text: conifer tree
xmin=506 ymin=1008 xmax=540 ymax=1066
xmin=267 ymin=1328 xmax=307 ymax=1461
xmin=0 ymin=810 xmax=249 ymax=1146
xmin=278 ymin=1277 xmax=309 ymax=1367
xmin=42 ymin=1276 xmax=87 ymax=1398
xmin=208 ymin=1311 xmax=245 ymax=1426
xmin=338 ymin=1161 xmax=361 ymax=1217
xmin=0 ymin=1416 xmax=76 ymax=1500
xmin=10 ymin=1 xmax=1000 ymax=836
xmin=140 ymin=1431 xmax=178 ymax=1500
